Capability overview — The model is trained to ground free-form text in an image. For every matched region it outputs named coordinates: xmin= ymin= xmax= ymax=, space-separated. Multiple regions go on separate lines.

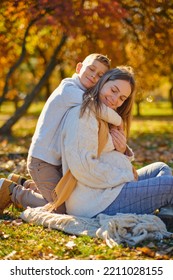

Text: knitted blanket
xmin=20 ymin=207 xmax=172 ymax=248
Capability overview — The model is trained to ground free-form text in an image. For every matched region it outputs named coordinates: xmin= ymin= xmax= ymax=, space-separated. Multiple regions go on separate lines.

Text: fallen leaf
xmin=0 ymin=231 xmax=10 ymax=239
xmin=4 ymin=250 xmax=17 ymax=260
xmin=11 ymin=219 xmax=23 ymax=226
xmin=65 ymin=241 xmax=76 ymax=249
xmin=136 ymin=247 xmax=155 ymax=257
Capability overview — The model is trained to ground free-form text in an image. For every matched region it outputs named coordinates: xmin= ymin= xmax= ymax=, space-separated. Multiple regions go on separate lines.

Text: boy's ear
xmin=76 ymin=62 xmax=83 ymax=73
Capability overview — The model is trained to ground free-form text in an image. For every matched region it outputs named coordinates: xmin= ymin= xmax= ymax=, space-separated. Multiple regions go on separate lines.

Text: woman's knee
xmin=156 ymin=161 xmax=172 ymax=176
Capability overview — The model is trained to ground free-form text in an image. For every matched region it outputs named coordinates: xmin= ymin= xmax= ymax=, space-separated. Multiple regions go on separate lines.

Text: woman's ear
xmin=76 ymin=62 xmax=83 ymax=74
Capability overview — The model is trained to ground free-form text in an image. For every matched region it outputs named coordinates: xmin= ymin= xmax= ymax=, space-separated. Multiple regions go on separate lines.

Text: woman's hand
xmin=109 ymin=125 xmax=127 ymax=154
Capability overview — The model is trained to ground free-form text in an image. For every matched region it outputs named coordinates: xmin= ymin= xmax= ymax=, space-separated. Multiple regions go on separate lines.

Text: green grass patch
xmin=0 ymin=101 xmax=45 ymax=117
xmin=133 ymin=101 xmax=172 ymax=117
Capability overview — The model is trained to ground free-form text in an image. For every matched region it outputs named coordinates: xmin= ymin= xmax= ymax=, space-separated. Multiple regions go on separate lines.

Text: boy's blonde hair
xmin=82 ymin=53 xmax=111 ymax=69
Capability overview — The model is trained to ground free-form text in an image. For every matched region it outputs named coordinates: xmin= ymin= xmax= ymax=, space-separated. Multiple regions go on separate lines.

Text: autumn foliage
xmin=0 ymin=0 xmax=173 ymax=134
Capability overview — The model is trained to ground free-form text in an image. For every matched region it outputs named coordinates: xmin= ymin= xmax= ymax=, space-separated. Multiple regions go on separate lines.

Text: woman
xmin=58 ymin=66 xmax=173 ymax=218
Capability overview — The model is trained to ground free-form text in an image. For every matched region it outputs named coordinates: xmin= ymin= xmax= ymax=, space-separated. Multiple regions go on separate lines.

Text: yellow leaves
xmin=0 ymin=20 xmax=6 ymax=33
xmin=0 ymin=160 xmax=16 ymax=172
xmin=133 ymin=13 xmax=142 ymax=25
xmin=4 ymin=5 xmax=16 ymax=16
xmin=26 ymin=35 xmax=39 ymax=55
xmin=3 ymin=1 xmax=27 ymax=24
xmin=83 ymin=0 xmax=98 ymax=10
xmin=25 ymin=25 xmax=58 ymax=54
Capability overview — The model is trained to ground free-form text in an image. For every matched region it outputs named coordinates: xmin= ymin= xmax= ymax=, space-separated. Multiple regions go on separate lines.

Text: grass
xmin=133 ymin=100 xmax=173 ymax=117
xmin=0 ymin=210 xmax=143 ymax=260
xmin=0 ymin=100 xmax=173 ymax=260
xmin=1 ymin=207 xmax=172 ymax=260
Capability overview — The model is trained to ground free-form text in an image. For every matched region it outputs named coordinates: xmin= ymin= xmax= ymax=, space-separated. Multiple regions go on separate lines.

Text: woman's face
xmin=99 ymin=79 xmax=131 ymax=110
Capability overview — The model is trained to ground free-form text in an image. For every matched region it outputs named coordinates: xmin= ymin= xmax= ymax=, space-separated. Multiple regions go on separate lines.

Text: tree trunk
xmin=136 ymin=101 xmax=141 ymax=117
xmin=0 ymin=34 xmax=67 ymax=135
xmin=169 ymin=86 xmax=173 ymax=110
xmin=0 ymin=18 xmax=39 ymax=106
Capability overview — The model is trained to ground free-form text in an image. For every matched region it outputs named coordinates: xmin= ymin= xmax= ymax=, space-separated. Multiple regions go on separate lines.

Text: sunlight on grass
xmin=13 ymin=116 xmax=37 ymax=137
xmin=131 ymin=118 xmax=173 ymax=136
xmin=0 ymin=101 xmax=44 ymax=116
xmin=1 ymin=100 xmax=172 ymax=120
xmin=133 ymin=101 xmax=172 ymax=117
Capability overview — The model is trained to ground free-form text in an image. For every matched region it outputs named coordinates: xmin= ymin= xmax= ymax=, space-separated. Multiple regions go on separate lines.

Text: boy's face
xmin=76 ymin=59 xmax=108 ymax=89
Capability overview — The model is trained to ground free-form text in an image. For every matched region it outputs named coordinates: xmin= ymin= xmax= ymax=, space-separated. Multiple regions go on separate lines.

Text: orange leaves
xmin=0 ymin=0 xmax=173 ymax=116
xmin=6 ymin=89 xmax=18 ymax=100
xmin=136 ymin=246 xmax=156 ymax=258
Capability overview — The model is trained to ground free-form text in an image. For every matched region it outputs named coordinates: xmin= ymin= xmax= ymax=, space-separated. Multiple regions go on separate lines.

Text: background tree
xmin=0 ymin=0 xmax=172 ymax=134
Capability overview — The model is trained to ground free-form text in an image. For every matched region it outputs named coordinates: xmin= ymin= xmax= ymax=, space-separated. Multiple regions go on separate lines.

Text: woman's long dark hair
xmin=80 ymin=66 xmax=136 ymax=137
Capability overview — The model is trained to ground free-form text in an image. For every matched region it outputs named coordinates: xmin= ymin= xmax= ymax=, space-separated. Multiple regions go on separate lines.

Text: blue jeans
xmin=100 ymin=162 xmax=173 ymax=215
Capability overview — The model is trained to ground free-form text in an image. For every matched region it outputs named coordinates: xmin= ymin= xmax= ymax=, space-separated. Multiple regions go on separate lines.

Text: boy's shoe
xmin=0 ymin=179 xmax=17 ymax=214
xmin=7 ymin=173 xmax=27 ymax=185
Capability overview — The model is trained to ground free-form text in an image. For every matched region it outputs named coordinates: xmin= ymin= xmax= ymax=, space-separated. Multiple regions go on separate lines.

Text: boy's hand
xmin=109 ymin=125 xmax=127 ymax=154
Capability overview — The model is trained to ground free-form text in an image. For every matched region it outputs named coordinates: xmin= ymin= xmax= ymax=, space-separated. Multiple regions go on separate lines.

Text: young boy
xmin=0 ymin=53 xmax=123 ymax=214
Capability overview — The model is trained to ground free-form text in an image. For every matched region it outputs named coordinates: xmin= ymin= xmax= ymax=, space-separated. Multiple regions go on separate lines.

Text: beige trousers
xmin=27 ymin=156 xmax=62 ymax=202
xmin=11 ymin=156 xmax=65 ymax=213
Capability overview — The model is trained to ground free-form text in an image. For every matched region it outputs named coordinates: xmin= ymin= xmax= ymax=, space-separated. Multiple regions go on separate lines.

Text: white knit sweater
xmin=61 ymin=106 xmax=135 ymax=218
xmin=28 ymin=74 xmax=122 ymax=165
